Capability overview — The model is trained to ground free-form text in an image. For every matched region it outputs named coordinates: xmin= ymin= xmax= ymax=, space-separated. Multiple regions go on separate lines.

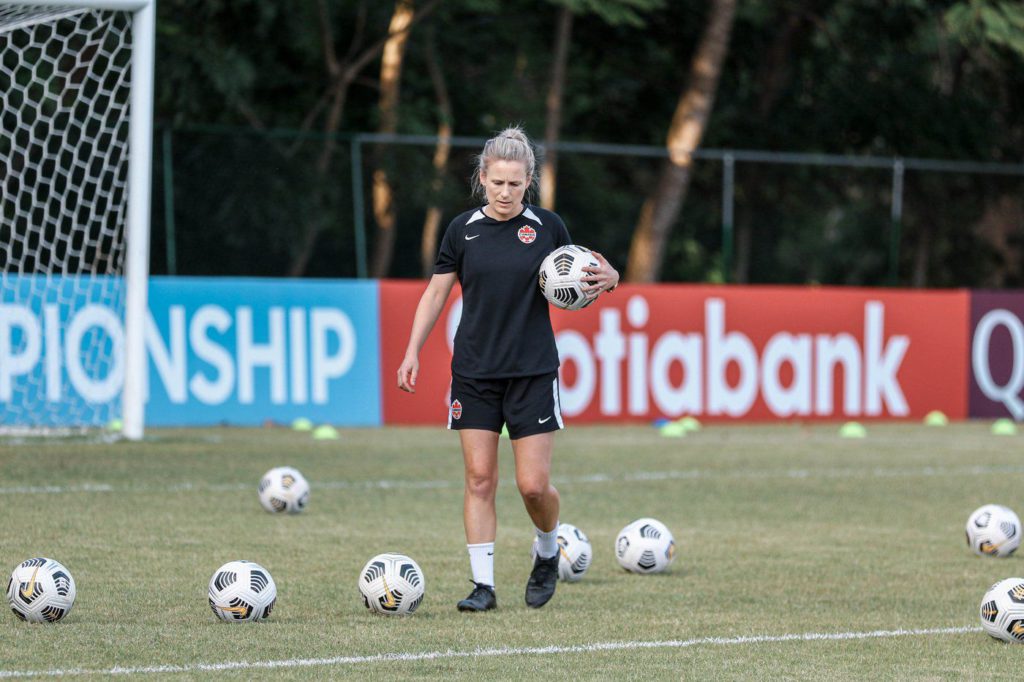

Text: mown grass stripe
xmin=0 ymin=626 xmax=979 ymax=678
xmin=2 ymin=462 xmax=1024 ymax=496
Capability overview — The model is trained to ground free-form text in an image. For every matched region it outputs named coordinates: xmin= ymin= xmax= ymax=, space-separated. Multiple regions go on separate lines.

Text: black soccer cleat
xmin=525 ymin=553 xmax=559 ymax=608
xmin=457 ymin=581 xmax=497 ymax=612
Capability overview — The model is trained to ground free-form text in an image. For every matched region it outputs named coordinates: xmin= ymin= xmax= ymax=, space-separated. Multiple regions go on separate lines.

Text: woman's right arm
xmin=397 ymin=272 xmax=458 ymax=393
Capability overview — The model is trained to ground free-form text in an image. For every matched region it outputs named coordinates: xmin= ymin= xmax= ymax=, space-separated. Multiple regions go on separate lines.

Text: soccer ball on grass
xmin=538 ymin=245 xmax=600 ymax=311
xmin=6 ymin=557 xmax=76 ymax=623
xmin=966 ymin=504 xmax=1021 ymax=557
xmin=531 ymin=522 xmax=593 ymax=582
xmin=616 ymin=518 xmax=676 ymax=574
xmin=357 ymin=553 xmax=425 ymax=615
xmin=980 ymin=577 xmax=1024 ymax=642
xmin=208 ymin=560 xmax=277 ymax=622
xmin=258 ymin=466 xmax=310 ymax=513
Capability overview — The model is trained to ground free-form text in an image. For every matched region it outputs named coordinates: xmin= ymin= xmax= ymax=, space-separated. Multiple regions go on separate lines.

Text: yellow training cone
xmin=992 ymin=419 xmax=1018 ymax=436
xmin=292 ymin=417 xmax=314 ymax=431
xmin=311 ymin=425 xmax=340 ymax=440
xmin=839 ymin=421 xmax=867 ymax=438
xmin=660 ymin=422 xmax=687 ymax=438
xmin=677 ymin=416 xmax=702 ymax=433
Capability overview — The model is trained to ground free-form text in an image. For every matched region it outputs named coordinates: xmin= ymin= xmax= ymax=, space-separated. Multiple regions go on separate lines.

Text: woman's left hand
xmin=581 ymin=251 xmax=619 ymax=301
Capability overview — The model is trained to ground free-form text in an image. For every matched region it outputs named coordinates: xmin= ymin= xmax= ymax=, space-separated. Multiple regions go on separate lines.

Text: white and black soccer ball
xmin=615 ymin=518 xmax=676 ymax=574
xmin=357 ymin=553 xmax=425 ymax=615
xmin=258 ymin=466 xmax=310 ymax=514
xmin=531 ymin=522 xmax=593 ymax=582
xmin=538 ymin=245 xmax=600 ymax=311
xmin=208 ymin=560 xmax=277 ymax=622
xmin=6 ymin=557 xmax=76 ymax=623
xmin=966 ymin=504 xmax=1021 ymax=557
xmin=980 ymin=577 xmax=1024 ymax=642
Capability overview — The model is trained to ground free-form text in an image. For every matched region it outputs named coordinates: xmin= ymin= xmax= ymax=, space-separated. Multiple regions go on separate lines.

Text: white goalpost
xmin=0 ymin=0 xmax=154 ymax=439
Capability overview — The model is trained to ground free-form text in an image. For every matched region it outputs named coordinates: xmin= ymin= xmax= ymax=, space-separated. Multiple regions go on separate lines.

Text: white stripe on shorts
xmin=552 ymin=376 xmax=564 ymax=428
xmin=447 ymin=378 xmax=453 ymax=429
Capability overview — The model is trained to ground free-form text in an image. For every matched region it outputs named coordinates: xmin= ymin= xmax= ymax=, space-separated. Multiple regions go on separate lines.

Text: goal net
xmin=0 ymin=1 xmax=153 ymax=437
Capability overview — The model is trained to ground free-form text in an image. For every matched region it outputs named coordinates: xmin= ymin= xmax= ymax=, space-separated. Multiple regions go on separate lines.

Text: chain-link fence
xmin=151 ymin=128 xmax=1024 ymax=287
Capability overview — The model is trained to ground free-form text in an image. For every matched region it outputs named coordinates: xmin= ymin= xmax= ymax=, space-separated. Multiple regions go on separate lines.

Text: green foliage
xmin=548 ymin=0 xmax=666 ymax=28
xmin=145 ymin=0 xmax=1024 ymax=285
xmin=946 ymin=0 xmax=1024 ymax=58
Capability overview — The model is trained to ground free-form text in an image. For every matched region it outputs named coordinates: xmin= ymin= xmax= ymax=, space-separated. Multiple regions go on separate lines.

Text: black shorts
xmin=448 ymin=371 xmax=563 ymax=439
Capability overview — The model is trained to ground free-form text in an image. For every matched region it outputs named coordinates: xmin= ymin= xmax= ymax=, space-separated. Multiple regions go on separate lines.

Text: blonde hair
xmin=471 ymin=125 xmax=539 ymax=202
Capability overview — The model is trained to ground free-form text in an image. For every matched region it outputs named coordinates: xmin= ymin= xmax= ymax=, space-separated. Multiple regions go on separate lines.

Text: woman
xmin=397 ymin=125 xmax=619 ymax=611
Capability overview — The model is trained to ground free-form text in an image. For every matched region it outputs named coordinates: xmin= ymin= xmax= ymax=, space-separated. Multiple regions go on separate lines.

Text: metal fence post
xmin=889 ymin=158 xmax=904 ymax=286
xmin=162 ymin=126 xmax=176 ymax=275
xmin=351 ymin=135 xmax=367 ymax=279
xmin=722 ymin=152 xmax=735 ymax=283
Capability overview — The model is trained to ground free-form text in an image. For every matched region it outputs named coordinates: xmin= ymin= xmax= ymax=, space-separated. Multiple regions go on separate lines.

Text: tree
xmin=539 ymin=0 xmax=664 ymax=211
xmin=150 ymin=0 xmax=1024 ymax=287
xmin=291 ymin=0 xmax=439 ymax=277
xmin=418 ymin=23 xmax=454 ymax=277
xmin=625 ymin=0 xmax=737 ymax=282
xmin=941 ymin=0 xmax=1024 ymax=286
xmin=370 ymin=0 xmax=416 ymax=279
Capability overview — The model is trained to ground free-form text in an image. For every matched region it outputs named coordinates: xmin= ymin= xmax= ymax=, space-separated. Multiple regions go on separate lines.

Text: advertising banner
xmin=0 ymin=276 xmax=381 ymax=427
xmin=379 ymin=280 xmax=463 ymax=426
xmin=970 ymin=291 xmax=1024 ymax=420
xmin=0 ymin=276 xmax=124 ymax=427
xmin=379 ymin=283 xmax=970 ymax=424
xmin=146 ymin=278 xmax=380 ymax=426
xmin=2 ymin=277 xmax=981 ymax=428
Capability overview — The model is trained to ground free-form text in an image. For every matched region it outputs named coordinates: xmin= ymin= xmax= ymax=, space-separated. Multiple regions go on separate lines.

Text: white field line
xmin=2 ymin=463 xmax=1024 ymax=496
xmin=0 ymin=626 xmax=980 ymax=678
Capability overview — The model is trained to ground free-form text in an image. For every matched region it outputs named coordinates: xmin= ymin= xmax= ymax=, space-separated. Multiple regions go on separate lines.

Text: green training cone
xmin=992 ymin=418 xmax=1018 ymax=436
xmin=923 ymin=410 xmax=948 ymax=427
xmin=291 ymin=417 xmax=314 ymax=431
xmin=311 ymin=424 xmax=340 ymax=440
xmin=839 ymin=421 xmax=867 ymax=438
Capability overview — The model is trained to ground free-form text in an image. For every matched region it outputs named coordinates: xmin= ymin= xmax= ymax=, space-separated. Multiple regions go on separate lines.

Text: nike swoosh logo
xmin=487 ymin=551 xmax=494 ymax=556
xmin=220 ymin=605 xmax=249 ymax=614
xmin=381 ymin=578 xmax=397 ymax=608
xmin=20 ymin=567 xmax=40 ymax=600
xmin=465 ymin=234 xmax=480 ymax=240
xmin=538 ymin=416 xmax=552 ymax=424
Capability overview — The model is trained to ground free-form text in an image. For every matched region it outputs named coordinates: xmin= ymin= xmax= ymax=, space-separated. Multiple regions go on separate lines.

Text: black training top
xmin=434 ymin=204 xmax=572 ymax=378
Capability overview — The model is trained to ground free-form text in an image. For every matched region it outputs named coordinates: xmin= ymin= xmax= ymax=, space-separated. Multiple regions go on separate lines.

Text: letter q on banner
xmin=972 ymin=309 xmax=1024 ymax=420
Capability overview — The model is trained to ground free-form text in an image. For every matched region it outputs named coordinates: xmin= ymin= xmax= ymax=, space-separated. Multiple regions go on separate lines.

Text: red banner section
xmin=380 ymin=282 xmax=970 ymax=424
xmin=380 ymin=281 xmax=463 ymax=425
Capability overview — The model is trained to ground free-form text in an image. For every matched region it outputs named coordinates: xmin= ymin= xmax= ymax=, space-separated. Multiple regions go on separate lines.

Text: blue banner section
xmin=0 ymin=275 xmax=125 ymax=427
xmin=146 ymin=277 xmax=381 ymax=426
xmin=0 ymin=276 xmax=381 ymax=427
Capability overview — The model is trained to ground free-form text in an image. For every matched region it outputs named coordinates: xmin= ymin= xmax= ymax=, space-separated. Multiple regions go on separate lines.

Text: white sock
xmin=467 ymin=542 xmax=495 ymax=587
xmin=535 ymin=524 xmax=559 ymax=559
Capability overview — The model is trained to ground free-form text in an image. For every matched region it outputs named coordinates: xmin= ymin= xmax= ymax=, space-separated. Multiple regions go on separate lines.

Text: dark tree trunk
xmin=420 ymin=23 xmax=453 ymax=278
xmin=540 ymin=6 xmax=573 ymax=210
xmin=369 ymin=0 xmax=415 ymax=279
xmin=287 ymin=0 xmax=439 ymax=277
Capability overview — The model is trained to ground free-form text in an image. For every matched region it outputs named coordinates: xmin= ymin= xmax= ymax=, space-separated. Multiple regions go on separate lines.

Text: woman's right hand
xmin=397 ymin=355 xmax=419 ymax=393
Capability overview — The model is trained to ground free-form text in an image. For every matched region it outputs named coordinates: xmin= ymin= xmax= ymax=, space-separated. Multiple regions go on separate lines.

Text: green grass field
xmin=2 ymin=422 xmax=1024 ymax=679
